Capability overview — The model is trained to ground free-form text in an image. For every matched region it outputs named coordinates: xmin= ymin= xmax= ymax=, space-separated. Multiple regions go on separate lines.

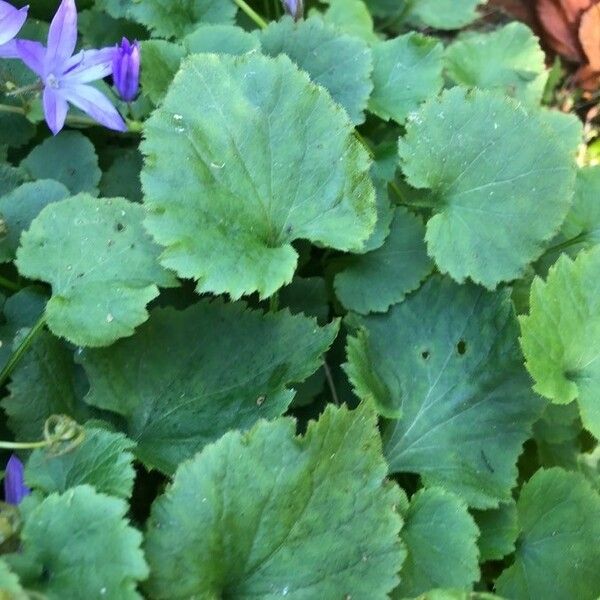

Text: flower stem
xmin=6 ymin=83 xmax=42 ymax=97
xmin=0 ymin=103 xmax=25 ymax=116
xmin=0 ymin=103 xmax=143 ymax=133
xmin=234 ymin=0 xmax=269 ymax=28
xmin=0 ymin=313 xmax=46 ymax=389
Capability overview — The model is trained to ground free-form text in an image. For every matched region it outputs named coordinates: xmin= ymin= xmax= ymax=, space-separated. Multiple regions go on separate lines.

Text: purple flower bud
xmin=112 ymin=37 xmax=140 ymax=103
xmin=282 ymin=0 xmax=303 ymax=21
xmin=3 ymin=455 xmax=30 ymax=505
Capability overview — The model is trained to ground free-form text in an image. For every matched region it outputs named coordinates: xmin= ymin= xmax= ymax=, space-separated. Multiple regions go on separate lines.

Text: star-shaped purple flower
xmin=3 ymin=455 xmax=30 ymax=505
xmin=16 ymin=0 xmax=125 ymax=135
xmin=0 ymin=0 xmax=28 ymax=59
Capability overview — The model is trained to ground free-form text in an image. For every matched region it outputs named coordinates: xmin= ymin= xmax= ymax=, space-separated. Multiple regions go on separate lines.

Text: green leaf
xmin=410 ymin=0 xmax=482 ymax=29
xmin=534 ymin=403 xmax=582 ymax=469
xmin=398 ymin=88 xmax=577 ymax=288
xmin=184 ymin=24 xmax=260 ymax=55
xmin=393 ymin=488 xmax=479 ymax=597
xmin=7 ymin=485 xmax=148 ymax=599
xmin=2 ymin=330 xmax=93 ymax=440
xmin=261 ymin=16 xmax=373 ymax=125
xmin=141 ymin=53 xmax=376 ymax=300
xmin=25 ymin=427 xmax=136 ymax=499
xmin=0 ymin=287 xmax=47 ymax=375
xmin=369 ymin=33 xmax=443 ymax=125
xmin=79 ymin=301 xmax=338 ymax=474
xmin=405 ymin=592 xmax=503 ymax=600
xmin=144 ymin=403 xmax=405 ymax=598
xmin=445 ymin=23 xmax=548 ymax=105
xmin=0 ymin=559 xmax=27 ymax=599
xmin=320 ymin=0 xmax=378 ymax=43
xmin=345 ymin=276 xmax=544 ymax=508
xmin=0 ymin=180 xmax=69 ymax=263
xmin=0 ymin=164 xmax=26 ymax=196
xmin=363 ymin=180 xmax=395 ymax=252
xmin=20 ymin=132 xmax=101 ymax=195
xmin=335 ymin=207 xmax=433 ymax=314
xmin=472 ymin=501 xmax=518 ymax=561
xmin=102 ymin=0 xmax=237 ymax=38
xmin=560 ymin=165 xmax=600 ymax=252
xmin=16 ymin=195 xmax=177 ymax=347
xmin=520 ymin=246 xmax=600 ymax=438
xmin=140 ymin=40 xmax=185 ymax=106
xmin=99 ymin=149 xmax=143 ymax=203
xmin=496 ymin=468 xmax=600 ymax=600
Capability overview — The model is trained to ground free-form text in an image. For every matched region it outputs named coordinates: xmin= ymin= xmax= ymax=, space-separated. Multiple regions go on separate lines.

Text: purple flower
xmin=16 ymin=0 xmax=126 ymax=135
xmin=0 ymin=1 xmax=28 ymax=59
xmin=112 ymin=37 xmax=140 ymax=102
xmin=282 ymin=0 xmax=303 ymax=20
xmin=3 ymin=455 xmax=30 ymax=505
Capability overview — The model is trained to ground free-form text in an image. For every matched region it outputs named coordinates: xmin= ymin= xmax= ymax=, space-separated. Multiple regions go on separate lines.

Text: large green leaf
xmin=184 ymin=24 xmax=260 ymax=55
xmin=98 ymin=0 xmax=237 ymax=38
xmin=25 ymin=427 xmax=136 ymax=499
xmin=560 ymin=165 xmax=600 ymax=252
xmin=2 ymin=330 xmax=93 ymax=440
xmin=445 ymin=23 xmax=548 ymax=105
xmin=16 ymin=195 xmax=177 ymax=347
xmin=398 ymin=88 xmax=577 ymax=288
xmin=496 ymin=468 xmax=600 ymax=600
xmin=320 ymin=0 xmax=378 ymax=43
xmin=144 ymin=403 xmax=404 ymax=599
xmin=20 ymin=132 xmax=101 ymax=195
xmin=393 ymin=488 xmax=479 ymax=597
xmin=140 ymin=40 xmax=185 ymax=106
xmin=142 ymin=53 xmax=376 ymax=299
xmin=369 ymin=33 xmax=443 ymax=125
xmin=79 ymin=301 xmax=338 ymax=474
xmin=472 ymin=501 xmax=518 ymax=561
xmin=334 ymin=207 xmax=433 ymax=314
xmin=0 ymin=180 xmax=69 ymax=263
xmin=0 ymin=559 xmax=27 ymax=599
xmin=410 ymin=0 xmax=482 ymax=29
xmin=520 ymin=246 xmax=600 ymax=438
xmin=260 ymin=16 xmax=373 ymax=125
xmin=345 ymin=276 xmax=544 ymax=508
xmin=7 ymin=486 xmax=148 ymax=599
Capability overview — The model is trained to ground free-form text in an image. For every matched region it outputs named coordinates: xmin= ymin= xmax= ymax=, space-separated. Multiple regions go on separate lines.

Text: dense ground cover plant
xmin=0 ymin=0 xmax=598 ymax=597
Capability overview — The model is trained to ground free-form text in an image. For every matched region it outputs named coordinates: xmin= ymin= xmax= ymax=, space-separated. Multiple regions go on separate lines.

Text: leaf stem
xmin=234 ymin=0 xmax=269 ymax=28
xmin=269 ymin=292 xmax=279 ymax=312
xmin=543 ymin=233 xmax=586 ymax=256
xmin=0 ymin=274 xmax=21 ymax=292
xmin=323 ymin=362 xmax=340 ymax=405
xmin=0 ymin=313 xmax=46 ymax=389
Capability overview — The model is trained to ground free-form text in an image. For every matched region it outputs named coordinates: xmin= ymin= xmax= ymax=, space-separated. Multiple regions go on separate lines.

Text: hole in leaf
xmin=115 ymin=222 xmax=125 ymax=232
xmin=457 ymin=340 xmax=467 ymax=355
xmin=421 ymin=350 xmax=430 ymax=360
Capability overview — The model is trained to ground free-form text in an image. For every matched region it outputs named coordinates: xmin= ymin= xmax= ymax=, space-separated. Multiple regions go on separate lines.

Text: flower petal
xmin=15 ymin=39 xmax=46 ymax=76
xmin=46 ymin=0 xmax=77 ymax=72
xmin=63 ymin=83 xmax=126 ymax=131
xmin=0 ymin=39 xmax=18 ymax=59
xmin=43 ymin=86 xmax=69 ymax=135
xmin=0 ymin=2 xmax=27 ymax=46
xmin=63 ymin=47 xmax=115 ymax=83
